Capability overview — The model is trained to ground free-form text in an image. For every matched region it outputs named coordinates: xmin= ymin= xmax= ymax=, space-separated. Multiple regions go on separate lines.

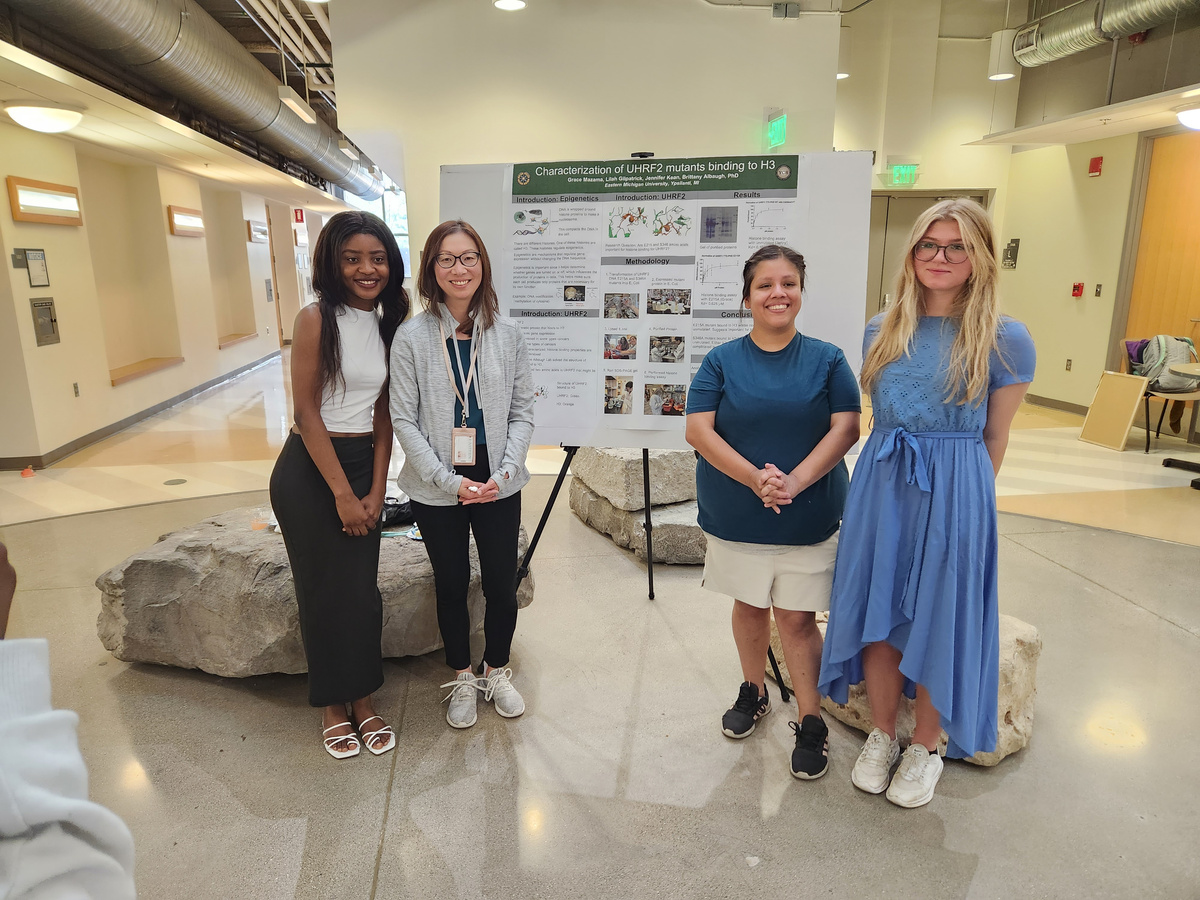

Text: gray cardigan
xmin=389 ymin=308 xmax=535 ymax=505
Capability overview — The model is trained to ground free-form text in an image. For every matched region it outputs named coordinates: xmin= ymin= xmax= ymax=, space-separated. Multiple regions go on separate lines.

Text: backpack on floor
xmin=1136 ymin=335 xmax=1199 ymax=392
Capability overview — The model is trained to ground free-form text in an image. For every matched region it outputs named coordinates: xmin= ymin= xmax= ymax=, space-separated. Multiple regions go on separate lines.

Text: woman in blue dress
xmin=818 ymin=198 xmax=1035 ymax=808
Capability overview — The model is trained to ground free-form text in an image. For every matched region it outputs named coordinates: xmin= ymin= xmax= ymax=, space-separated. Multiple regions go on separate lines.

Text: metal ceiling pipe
xmin=1101 ymin=0 xmax=1200 ymax=33
xmin=1013 ymin=0 xmax=1106 ymax=67
xmin=1014 ymin=0 xmax=1200 ymax=67
xmin=6 ymin=0 xmax=383 ymax=200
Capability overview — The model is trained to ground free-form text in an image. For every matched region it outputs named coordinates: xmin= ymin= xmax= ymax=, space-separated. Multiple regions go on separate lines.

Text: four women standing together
xmin=273 ymin=198 xmax=1034 ymax=812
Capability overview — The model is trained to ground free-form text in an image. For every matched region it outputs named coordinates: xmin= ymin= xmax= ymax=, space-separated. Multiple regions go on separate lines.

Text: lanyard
xmin=438 ymin=318 xmax=480 ymax=428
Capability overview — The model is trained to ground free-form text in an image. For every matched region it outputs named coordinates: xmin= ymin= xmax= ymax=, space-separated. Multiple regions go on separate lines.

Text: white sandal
xmin=356 ymin=715 xmax=396 ymax=756
xmin=322 ymin=722 xmax=361 ymax=759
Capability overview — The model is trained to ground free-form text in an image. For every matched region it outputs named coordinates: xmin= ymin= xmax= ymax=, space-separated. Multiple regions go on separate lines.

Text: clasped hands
xmin=337 ymin=491 xmax=384 ymax=537
xmin=754 ymin=463 xmax=799 ymax=515
xmin=457 ymin=477 xmax=500 ymax=505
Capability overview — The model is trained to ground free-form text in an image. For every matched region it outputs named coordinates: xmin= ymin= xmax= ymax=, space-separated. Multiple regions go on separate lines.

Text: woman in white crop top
xmin=269 ymin=211 xmax=409 ymax=760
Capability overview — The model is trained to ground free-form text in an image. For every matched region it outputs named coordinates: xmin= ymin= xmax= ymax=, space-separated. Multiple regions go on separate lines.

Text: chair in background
xmin=1124 ymin=339 xmax=1200 ymax=453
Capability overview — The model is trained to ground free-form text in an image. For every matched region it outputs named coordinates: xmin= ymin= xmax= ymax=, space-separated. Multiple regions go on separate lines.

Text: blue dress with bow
xmin=818 ymin=314 xmax=1036 ymax=758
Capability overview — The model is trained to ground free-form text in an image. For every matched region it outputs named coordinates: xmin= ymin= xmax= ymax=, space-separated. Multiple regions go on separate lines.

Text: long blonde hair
xmin=859 ymin=198 xmax=1001 ymax=406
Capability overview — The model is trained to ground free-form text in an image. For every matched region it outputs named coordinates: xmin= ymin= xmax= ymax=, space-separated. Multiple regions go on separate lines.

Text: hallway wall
xmin=999 ymin=134 xmax=1140 ymax=407
xmin=0 ymin=122 xmax=286 ymax=464
xmin=332 ymin=0 xmax=840 ymax=253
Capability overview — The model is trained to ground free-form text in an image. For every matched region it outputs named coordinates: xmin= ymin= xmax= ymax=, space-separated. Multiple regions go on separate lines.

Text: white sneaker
xmin=441 ymin=672 xmax=480 ymax=729
xmin=482 ymin=666 xmax=525 ymax=718
xmin=851 ymin=728 xmax=901 ymax=794
xmin=886 ymin=744 xmax=944 ymax=808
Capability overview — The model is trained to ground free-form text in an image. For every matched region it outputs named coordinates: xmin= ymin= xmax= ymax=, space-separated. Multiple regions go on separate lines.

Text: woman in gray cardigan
xmin=389 ymin=220 xmax=535 ymax=729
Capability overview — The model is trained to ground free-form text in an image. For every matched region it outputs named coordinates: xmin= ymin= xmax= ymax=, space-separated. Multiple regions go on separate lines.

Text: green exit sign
xmin=889 ymin=164 xmax=919 ymax=185
xmin=767 ymin=114 xmax=787 ymax=148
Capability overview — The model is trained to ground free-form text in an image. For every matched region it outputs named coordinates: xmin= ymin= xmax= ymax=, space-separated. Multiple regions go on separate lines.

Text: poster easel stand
xmin=515 ymin=445 xmax=659 ymax=600
xmin=514 ymin=445 xmax=790 ymax=701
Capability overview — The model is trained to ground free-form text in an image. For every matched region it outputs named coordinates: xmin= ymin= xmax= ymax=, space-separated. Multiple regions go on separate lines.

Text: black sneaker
xmin=790 ymin=715 xmax=830 ymax=779
xmin=721 ymin=682 xmax=770 ymax=739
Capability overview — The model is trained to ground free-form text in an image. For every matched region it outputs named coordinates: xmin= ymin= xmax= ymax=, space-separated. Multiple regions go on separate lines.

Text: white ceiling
xmin=0 ymin=40 xmax=349 ymax=214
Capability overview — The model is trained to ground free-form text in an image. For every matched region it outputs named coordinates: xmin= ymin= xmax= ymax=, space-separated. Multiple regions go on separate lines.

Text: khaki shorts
xmin=700 ymin=531 xmax=838 ymax=612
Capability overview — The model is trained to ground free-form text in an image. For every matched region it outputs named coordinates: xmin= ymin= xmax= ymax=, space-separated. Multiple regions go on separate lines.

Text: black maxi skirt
xmin=269 ymin=432 xmax=384 ymax=707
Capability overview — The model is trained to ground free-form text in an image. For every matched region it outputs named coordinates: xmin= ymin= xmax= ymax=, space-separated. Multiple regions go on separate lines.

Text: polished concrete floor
xmin=4 ymin=472 xmax=1199 ymax=899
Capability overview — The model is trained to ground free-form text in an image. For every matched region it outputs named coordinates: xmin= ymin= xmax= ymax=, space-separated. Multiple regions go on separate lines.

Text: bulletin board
xmin=1079 ymin=370 xmax=1148 ymax=451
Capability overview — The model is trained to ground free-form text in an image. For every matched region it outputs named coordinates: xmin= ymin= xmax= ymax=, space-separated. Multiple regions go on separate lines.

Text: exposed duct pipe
xmin=1102 ymin=0 xmax=1199 ymax=33
xmin=6 ymin=0 xmax=383 ymax=200
xmin=1013 ymin=0 xmax=1200 ymax=68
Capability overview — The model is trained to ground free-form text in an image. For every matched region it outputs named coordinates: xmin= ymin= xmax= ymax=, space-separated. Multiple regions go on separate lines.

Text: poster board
xmin=1079 ymin=370 xmax=1148 ymax=451
xmin=440 ymin=151 xmax=871 ymax=450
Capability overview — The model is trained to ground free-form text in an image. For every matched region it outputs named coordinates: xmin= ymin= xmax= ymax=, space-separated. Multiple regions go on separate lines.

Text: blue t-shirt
xmin=449 ymin=337 xmax=486 ymax=444
xmin=688 ymin=332 xmax=861 ymax=545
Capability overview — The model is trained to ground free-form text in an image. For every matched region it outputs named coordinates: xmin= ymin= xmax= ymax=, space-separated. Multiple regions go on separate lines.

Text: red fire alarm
xmin=294 ymin=208 xmax=305 ymax=224
xmin=1072 ymin=282 xmax=1085 ymax=297
xmin=1088 ymin=157 xmax=1103 ymax=177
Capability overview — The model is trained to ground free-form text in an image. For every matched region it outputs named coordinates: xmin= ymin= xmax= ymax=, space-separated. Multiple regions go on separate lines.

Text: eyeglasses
xmin=434 ymin=251 xmax=480 ymax=269
xmin=913 ymin=241 xmax=968 ymax=263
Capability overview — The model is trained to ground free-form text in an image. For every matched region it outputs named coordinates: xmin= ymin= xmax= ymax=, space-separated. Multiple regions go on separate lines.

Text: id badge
xmin=452 ymin=427 xmax=477 ymax=465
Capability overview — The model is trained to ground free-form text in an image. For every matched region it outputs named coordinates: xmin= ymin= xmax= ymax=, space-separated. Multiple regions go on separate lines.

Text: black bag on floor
xmin=381 ymin=497 xmax=415 ymax=527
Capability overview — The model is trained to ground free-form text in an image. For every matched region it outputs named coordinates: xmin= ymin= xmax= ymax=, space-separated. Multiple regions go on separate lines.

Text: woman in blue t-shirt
xmin=686 ymin=244 xmax=861 ymax=780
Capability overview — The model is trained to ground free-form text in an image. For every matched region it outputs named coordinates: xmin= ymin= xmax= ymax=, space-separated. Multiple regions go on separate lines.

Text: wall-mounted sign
xmin=24 ymin=249 xmax=49 ymax=287
xmin=168 ymin=205 xmax=205 ymax=237
xmin=1001 ymin=237 xmax=1020 ymax=269
xmin=30 ymin=298 xmax=59 ymax=346
xmin=767 ymin=113 xmax=787 ymax=149
xmin=294 ymin=208 xmax=305 ymax=224
xmin=246 ymin=219 xmax=268 ymax=243
xmin=265 ymin=278 xmax=274 ymax=303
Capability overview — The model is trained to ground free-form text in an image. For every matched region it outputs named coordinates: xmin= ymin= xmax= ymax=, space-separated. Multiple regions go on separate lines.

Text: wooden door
xmin=1125 ymin=131 xmax=1200 ymax=347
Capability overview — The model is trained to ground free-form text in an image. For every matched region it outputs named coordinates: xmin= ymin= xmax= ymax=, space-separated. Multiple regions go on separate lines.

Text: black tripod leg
xmin=642 ymin=448 xmax=654 ymax=600
xmin=515 ymin=446 xmax=578 ymax=592
xmin=767 ymin=646 xmax=791 ymax=703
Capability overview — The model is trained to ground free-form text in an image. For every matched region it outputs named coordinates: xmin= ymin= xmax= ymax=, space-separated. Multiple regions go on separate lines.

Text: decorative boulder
xmin=569 ymin=477 xmax=706 ymax=564
xmin=767 ymin=612 xmax=1041 ymax=766
xmin=568 ymin=447 xmax=706 ymax=563
xmin=95 ymin=507 xmax=535 ymax=678
xmin=570 ymin=447 xmax=697 ymax=511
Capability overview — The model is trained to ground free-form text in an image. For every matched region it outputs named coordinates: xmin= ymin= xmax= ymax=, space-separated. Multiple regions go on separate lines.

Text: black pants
xmin=269 ymin=432 xmax=384 ymax=707
xmin=411 ymin=456 xmax=521 ymax=672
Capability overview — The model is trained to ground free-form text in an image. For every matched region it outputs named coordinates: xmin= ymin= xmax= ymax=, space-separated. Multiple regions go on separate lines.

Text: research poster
xmin=501 ymin=155 xmax=802 ymax=434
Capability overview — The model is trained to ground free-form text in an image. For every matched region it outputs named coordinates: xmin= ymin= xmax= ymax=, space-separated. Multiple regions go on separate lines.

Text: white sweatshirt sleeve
xmin=0 ymin=639 xmax=136 ymax=899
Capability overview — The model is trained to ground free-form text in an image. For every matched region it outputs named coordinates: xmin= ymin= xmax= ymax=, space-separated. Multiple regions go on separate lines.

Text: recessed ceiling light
xmin=494 ymin=0 xmax=526 ymax=9
xmin=3 ymin=101 xmax=85 ymax=133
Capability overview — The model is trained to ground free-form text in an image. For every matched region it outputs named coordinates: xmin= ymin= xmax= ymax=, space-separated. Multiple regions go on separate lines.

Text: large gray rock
xmin=96 ymin=508 xmax=535 ymax=678
xmin=568 ymin=477 xmax=706 ymax=564
xmin=570 ymin=447 xmax=697 ymax=511
xmin=768 ymin=612 xmax=1041 ymax=766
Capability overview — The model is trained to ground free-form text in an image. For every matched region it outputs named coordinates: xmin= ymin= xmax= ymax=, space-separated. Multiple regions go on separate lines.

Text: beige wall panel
xmin=999 ymin=134 xmax=1139 ymax=408
xmin=332 ymin=0 xmax=839 ymax=251
xmin=0 ymin=125 xmax=111 ymax=457
xmin=78 ymin=156 xmax=179 ymax=369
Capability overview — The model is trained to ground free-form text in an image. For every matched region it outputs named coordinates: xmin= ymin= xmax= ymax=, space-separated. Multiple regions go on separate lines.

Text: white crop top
xmin=319 ymin=305 xmax=387 ymax=433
